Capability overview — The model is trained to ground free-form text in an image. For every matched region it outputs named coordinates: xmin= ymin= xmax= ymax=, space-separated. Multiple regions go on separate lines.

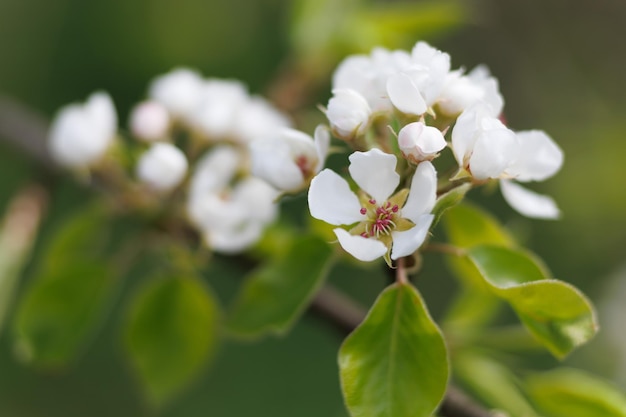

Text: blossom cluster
xmin=308 ymin=41 xmax=563 ymax=263
xmin=48 ymin=41 xmax=563 ymax=264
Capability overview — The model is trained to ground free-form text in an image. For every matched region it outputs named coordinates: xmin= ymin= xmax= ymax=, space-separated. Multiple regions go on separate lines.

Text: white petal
xmin=500 ymin=180 xmax=560 ymax=219
xmin=136 ymin=143 xmax=188 ymax=191
xmin=390 ymin=214 xmax=434 ymax=260
xmin=313 ymin=125 xmax=330 ymax=173
xmin=450 ymin=107 xmax=479 ymax=167
xmin=506 ymin=130 xmax=563 ymax=182
xmin=402 ymin=161 xmax=437 ymax=222
xmin=334 ymin=228 xmax=387 ymax=262
xmin=348 ymin=149 xmax=399 ymax=202
xmin=326 ymin=89 xmax=371 ymax=138
xmin=398 ymin=122 xmax=446 ymax=160
xmin=308 ymin=169 xmax=363 ymax=225
xmin=250 ymin=138 xmax=305 ymax=192
xmin=469 ymin=122 xmax=518 ymax=179
xmin=386 ymin=72 xmax=427 ymax=115
xmin=209 ymin=221 xmax=265 ymax=254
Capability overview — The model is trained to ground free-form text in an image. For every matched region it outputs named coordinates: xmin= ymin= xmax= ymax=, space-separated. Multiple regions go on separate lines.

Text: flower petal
xmin=308 ymin=169 xmax=363 ymax=225
xmin=390 ymin=214 xmax=434 ymax=260
xmin=334 ymin=228 xmax=387 ymax=262
xmin=402 ymin=161 xmax=437 ymax=222
xmin=386 ymin=72 xmax=427 ymax=116
xmin=500 ymin=180 xmax=560 ymax=219
xmin=506 ymin=130 xmax=563 ymax=182
xmin=250 ymin=138 xmax=304 ymax=191
xmin=469 ymin=120 xmax=518 ymax=180
xmin=313 ymin=125 xmax=331 ymax=173
xmin=348 ymin=149 xmax=400 ymax=202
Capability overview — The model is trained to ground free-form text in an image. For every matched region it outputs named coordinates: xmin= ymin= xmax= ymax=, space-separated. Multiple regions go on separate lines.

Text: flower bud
xmin=48 ymin=91 xmax=117 ymax=168
xmin=326 ymin=89 xmax=371 ymax=139
xmin=136 ymin=143 xmax=188 ymax=191
xmin=129 ymin=101 xmax=171 ymax=142
xmin=398 ymin=122 xmax=446 ymax=162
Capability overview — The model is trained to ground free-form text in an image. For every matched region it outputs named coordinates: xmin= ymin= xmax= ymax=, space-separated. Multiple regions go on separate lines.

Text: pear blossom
xmin=49 ymin=91 xmax=117 ymax=168
xmin=148 ymin=68 xmax=204 ymax=119
xmin=308 ymin=149 xmax=436 ymax=262
xmin=136 ymin=143 xmax=188 ymax=191
xmin=437 ymin=65 xmax=504 ymax=118
xmin=187 ymin=146 xmax=278 ymax=253
xmin=386 ymin=42 xmax=451 ymax=116
xmin=500 ymin=130 xmax=563 ymax=219
xmin=231 ymin=96 xmax=292 ymax=144
xmin=129 ymin=101 xmax=171 ymax=141
xmin=451 ymin=104 xmax=518 ymax=180
xmin=250 ymin=125 xmax=330 ymax=192
xmin=326 ymin=89 xmax=372 ymax=139
xmin=398 ymin=122 xmax=447 ymax=163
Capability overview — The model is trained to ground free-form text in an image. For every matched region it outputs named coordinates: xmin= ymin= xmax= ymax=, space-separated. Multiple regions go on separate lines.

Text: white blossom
xmin=308 ymin=149 xmax=436 ymax=262
xmin=326 ymin=89 xmax=372 ymax=139
xmin=187 ymin=146 xmax=278 ymax=253
xmin=437 ymin=65 xmax=504 ymax=118
xmin=148 ymin=68 xmax=204 ymax=119
xmin=136 ymin=143 xmax=188 ymax=191
xmin=398 ymin=122 xmax=447 ymax=162
xmin=49 ymin=91 xmax=117 ymax=168
xmin=250 ymin=125 xmax=330 ymax=192
xmin=129 ymin=101 xmax=171 ymax=142
xmin=451 ymin=104 xmax=518 ymax=180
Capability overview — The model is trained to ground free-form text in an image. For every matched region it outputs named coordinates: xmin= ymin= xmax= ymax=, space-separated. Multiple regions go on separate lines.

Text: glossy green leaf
xmin=13 ymin=260 xmax=117 ymax=368
xmin=339 ymin=282 xmax=448 ymax=417
xmin=12 ymin=203 xmax=118 ymax=368
xmin=227 ymin=235 xmax=333 ymax=338
xmin=431 ymin=183 xmax=471 ymax=228
xmin=526 ymin=368 xmax=626 ymax=417
xmin=456 ymin=350 xmax=540 ymax=417
xmin=467 ymin=245 xmax=598 ymax=358
xmin=442 ymin=203 xmax=514 ymax=249
xmin=124 ymin=275 xmax=220 ymax=407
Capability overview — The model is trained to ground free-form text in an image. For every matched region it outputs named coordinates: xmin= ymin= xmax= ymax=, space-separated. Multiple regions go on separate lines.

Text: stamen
xmin=368 ymin=199 xmax=376 ymax=205
xmin=360 ymin=207 xmax=367 ymax=215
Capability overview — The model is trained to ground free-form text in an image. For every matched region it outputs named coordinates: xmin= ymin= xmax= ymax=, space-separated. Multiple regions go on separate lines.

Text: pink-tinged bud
xmin=129 ymin=101 xmax=171 ymax=142
xmin=398 ymin=122 xmax=446 ymax=163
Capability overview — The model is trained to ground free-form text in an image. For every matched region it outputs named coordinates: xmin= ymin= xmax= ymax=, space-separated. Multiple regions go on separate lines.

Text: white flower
xmin=250 ymin=125 xmax=330 ymax=192
xmin=187 ymin=146 xmax=278 ymax=254
xmin=308 ymin=149 xmax=436 ymax=262
xmin=148 ymin=68 xmax=204 ymax=119
xmin=136 ymin=143 xmax=188 ymax=191
xmin=500 ymin=130 xmax=564 ymax=219
xmin=129 ymin=101 xmax=171 ymax=142
xmin=451 ymin=104 xmax=518 ymax=180
xmin=231 ymin=96 xmax=292 ymax=144
xmin=386 ymin=42 xmax=451 ymax=116
xmin=398 ymin=122 xmax=447 ymax=162
xmin=437 ymin=65 xmax=504 ymax=118
xmin=49 ymin=91 xmax=117 ymax=168
xmin=326 ymin=89 xmax=372 ymax=139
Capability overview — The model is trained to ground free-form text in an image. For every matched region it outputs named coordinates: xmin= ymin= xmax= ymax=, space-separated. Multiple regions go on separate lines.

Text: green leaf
xmin=227 ymin=235 xmax=333 ymax=338
xmin=339 ymin=282 xmax=448 ymax=417
xmin=466 ymin=245 xmax=598 ymax=358
xmin=124 ymin=275 xmax=220 ymax=408
xmin=13 ymin=260 xmax=117 ymax=368
xmin=431 ymin=183 xmax=471 ymax=228
xmin=455 ymin=350 xmax=540 ymax=417
xmin=526 ymin=368 xmax=626 ymax=417
xmin=442 ymin=203 xmax=514 ymax=249
xmin=12 ymin=203 xmax=119 ymax=368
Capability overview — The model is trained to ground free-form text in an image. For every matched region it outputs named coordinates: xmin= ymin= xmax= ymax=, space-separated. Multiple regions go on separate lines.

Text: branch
xmin=310 ymin=284 xmax=494 ymax=417
xmin=0 ymin=94 xmax=57 ymax=171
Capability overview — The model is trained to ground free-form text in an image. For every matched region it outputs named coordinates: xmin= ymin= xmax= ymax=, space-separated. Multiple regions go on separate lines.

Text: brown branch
xmin=310 ymin=284 xmax=494 ymax=417
xmin=0 ymin=94 xmax=57 ymax=171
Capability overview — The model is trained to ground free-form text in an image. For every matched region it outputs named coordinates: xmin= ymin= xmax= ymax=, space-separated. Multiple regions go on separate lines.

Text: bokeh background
xmin=1 ymin=0 xmax=625 ymax=415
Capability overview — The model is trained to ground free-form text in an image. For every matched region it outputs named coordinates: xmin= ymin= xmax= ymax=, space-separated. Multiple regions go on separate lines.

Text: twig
xmin=310 ymin=284 xmax=493 ymax=417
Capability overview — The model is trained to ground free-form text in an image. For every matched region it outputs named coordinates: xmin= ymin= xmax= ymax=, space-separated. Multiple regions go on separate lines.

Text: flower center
xmin=359 ymin=199 xmax=400 ymax=238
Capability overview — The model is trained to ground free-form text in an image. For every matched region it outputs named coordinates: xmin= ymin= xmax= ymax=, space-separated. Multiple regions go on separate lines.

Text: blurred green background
xmin=1 ymin=0 xmax=625 ymax=415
